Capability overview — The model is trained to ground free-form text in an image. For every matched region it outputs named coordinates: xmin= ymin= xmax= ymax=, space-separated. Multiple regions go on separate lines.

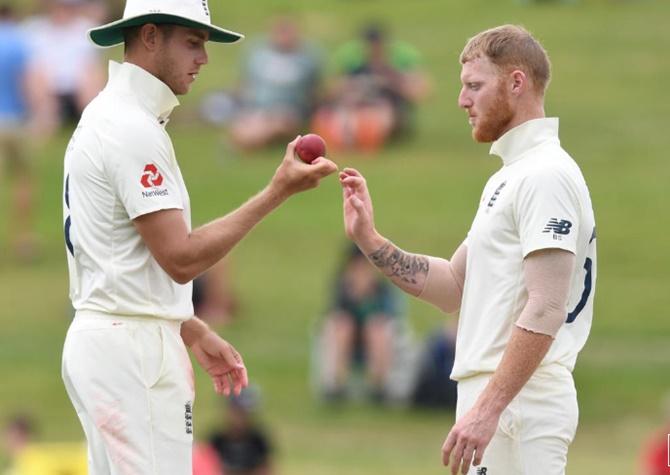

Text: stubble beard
xmin=472 ymin=82 xmax=514 ymax=143
xmin=156 ymin=48 xmax=188 ymax=96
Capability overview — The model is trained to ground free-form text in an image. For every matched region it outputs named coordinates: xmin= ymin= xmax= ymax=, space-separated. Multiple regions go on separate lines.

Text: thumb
xmin=286 ymin=135 xmax=302 ymax=157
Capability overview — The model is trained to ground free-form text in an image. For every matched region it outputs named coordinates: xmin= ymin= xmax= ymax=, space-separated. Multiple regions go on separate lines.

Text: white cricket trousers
xmin=456 ymin=364 xmax=579 ymax=475
xmin=62 ymin=311 xmax=195 ymax=475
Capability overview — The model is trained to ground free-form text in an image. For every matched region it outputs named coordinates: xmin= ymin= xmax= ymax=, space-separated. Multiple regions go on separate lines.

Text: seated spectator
xmin=2 ymin=414 xmax=35 ymax=468
xmin=228 ymin=16 xmax=322 ymax=151
xmin=312 ymin=23 xmax=430 ymax=152
xmin=208 ymin=386 xmax=274 ymax=475
xmin=1 ymin=414 xmax=87 ymax=475
xmin=410 ymin=322 xmax=458 ymax=410
xmin=192 ymin=442 xmax=224 ymax=475
xmin=22 ymin=0 xmax=105 ymax=127
xmin=314 ymin=244 xmax=414 ymax=404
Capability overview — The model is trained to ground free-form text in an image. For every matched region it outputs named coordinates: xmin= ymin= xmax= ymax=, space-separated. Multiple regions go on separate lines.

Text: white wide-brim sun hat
xmin=88 ymin=0 xmax=244 ymax=48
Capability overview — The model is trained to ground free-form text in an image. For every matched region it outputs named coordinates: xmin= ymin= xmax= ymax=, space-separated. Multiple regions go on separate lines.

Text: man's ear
xmin=510 ymin=69 xmax=527 ymax=96
xmin=140 ymin=23 xmax=160 ymax=52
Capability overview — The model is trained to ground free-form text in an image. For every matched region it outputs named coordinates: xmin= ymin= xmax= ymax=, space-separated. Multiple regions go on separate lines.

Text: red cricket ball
xmin=295 ymin=134 xmax=327 ymax=164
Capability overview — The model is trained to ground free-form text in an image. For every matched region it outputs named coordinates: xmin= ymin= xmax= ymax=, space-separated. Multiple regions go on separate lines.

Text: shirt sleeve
xmin=107 ymin=123 xmax=184 ymax=220
xmin=514 ymin=167 xmax=580 ymax=257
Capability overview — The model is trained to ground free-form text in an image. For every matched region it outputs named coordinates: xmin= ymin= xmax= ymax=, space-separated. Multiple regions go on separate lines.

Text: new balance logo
xmin=487 ymin=181 xmax=507 ymax=208
xmin=476 ymin=467 xmax=488 ymax=475
xmin=543 ymin=218 xmax=572 ymax=235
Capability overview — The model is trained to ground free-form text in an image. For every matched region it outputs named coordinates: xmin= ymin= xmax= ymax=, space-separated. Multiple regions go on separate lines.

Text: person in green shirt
xmin=312 ymin=23 xmax=430 ymax=151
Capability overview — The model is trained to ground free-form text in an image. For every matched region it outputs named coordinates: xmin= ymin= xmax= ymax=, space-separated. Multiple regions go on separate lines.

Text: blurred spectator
xmin=2 ymin=414 xmax=87 ymax=475
xmin=637 ymin=396 xmax=670 ymax=475
xmin=192 ymin=442 xmax=224 ymax=475
xmin=314 ymin=244 xmax=414 ymax=404
xmin=410 ymin=321 xmax=457 ymax=410
xmin=0 ymin=4 xmax=52 ymax=261
xmin=193 ymin=258 xmax=239 ymax=326
xmin=312 ymin=23 xmax=431 ymax=152
xmin=2 ymin=414 xmax=35 ymax=471
xmin=228 ymin=16 xmax=322 ymax=151
xmin=206 ymin=386 xmax=274 ymax=475
xmin=22 ymin=0 xmax=105 ymax=127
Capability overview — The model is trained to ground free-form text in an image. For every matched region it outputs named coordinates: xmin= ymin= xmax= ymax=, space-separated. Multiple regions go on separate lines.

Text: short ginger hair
xmin=460 ymin=25 xmax=551 ymax=94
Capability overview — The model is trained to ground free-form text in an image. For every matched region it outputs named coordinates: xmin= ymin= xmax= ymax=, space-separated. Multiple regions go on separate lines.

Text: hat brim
xmin=88 ymin=13 xmax=244 ymax=48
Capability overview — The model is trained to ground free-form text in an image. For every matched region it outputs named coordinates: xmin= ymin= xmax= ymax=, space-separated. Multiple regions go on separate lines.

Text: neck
xmin=501 ymin=100 xmax=545 ymax=137
xmin=124 ymin=51 xmax=159 ymax=79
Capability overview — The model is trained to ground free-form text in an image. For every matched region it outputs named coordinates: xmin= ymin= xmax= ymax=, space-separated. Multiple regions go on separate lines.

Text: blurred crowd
xmin=0 ymin=0 xmax=106 ymax=262
xmin=1 ymin=4 xmax=431 ymax=264
xmin=201 ymin=16 xmax=431 ymax=154
xmin=2 ymin=387 xmax=275 ymax=475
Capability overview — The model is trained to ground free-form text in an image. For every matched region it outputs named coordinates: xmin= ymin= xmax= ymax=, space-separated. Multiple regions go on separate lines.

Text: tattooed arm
xmin=368 ymin=240 xmax=467 ymax=313
xmin=340 ymin=167 xmax=466 ymax=312
xmin=367 ymin=240 xmax=431 ymax=296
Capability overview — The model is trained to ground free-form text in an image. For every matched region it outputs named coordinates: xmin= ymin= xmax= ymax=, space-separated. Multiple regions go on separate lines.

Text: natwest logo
xmin=140 ymin=163 xmax=164 ymax=188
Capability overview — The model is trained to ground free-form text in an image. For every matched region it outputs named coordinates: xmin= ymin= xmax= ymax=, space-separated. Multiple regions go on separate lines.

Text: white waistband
xmin=457 ymin=362 xmax=572 ymax=385
xmin=74 ymin=309 xmax=185 ymax=331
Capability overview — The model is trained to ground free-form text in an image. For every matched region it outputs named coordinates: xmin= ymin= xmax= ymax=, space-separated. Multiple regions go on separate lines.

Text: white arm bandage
xmin=417 ymin=243 xmax=467 ymax=314
xmin=516 ymin=248 xmax=576 ymax=338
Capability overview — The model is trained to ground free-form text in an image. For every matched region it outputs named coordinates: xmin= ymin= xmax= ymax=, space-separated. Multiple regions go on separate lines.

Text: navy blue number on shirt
xmin=566 ymin=227 xmax=596 ymax=323
xmin=64 ymin=174 xmax=74 ymax=256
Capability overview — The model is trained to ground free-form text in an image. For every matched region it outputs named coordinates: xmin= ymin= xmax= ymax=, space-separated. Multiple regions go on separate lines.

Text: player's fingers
xmin=231 ymin=366 xmax=248 ymax=395
xmin=310 ymin=158 xmax=338 ymax=177
xmin=341 ymin=167 xmax=363 ymax=178
xmin=472 ymin=445 xmax=485 ymax=467
xmin=340 ymin=175 xmax=364 ymax=185
xmin=239 ymin=365 xmax=249 ymax=387
xmin=340 ymin=177 xmax=366 ymax=193
xmin=442 ymin=431 xmax=457 ymax=466
xmin=216 ymin=376 xmax=230 ymax=396
xmin=450 ymin=438 xmax=466 ymax=475
xmin=219 ymin=374 xmax=232 ymax=397
xmin=461 ymin=443 xmax=476 ymax=474
xmin=311 ymin=156 xmax=338 ymax=168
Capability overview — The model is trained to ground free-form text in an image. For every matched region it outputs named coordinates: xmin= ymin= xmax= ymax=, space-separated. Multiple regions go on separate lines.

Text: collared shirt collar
xmin=106 ymin=61 xmax=180 ymax=124
xmin=489 ymin=117 xmax=560 ymax=166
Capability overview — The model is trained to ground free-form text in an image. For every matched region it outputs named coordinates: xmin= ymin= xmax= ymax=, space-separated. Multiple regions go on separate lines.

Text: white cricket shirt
xmin=451 ymin=118 xmax=597 ymax=380
xmin=62 ymin=61 xmax=193 ymax=320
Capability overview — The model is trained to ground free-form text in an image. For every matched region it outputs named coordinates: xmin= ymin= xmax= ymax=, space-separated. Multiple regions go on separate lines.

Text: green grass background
xmin=1 ymin=0 xmax=669 ymax=473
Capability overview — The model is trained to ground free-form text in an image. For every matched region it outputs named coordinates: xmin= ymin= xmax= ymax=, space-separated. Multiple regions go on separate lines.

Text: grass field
xmin=1 ymin=0 xmax=669 ymax=473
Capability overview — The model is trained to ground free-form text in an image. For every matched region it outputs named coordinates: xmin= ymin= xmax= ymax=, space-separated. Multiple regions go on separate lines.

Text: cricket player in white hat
xmin=61 ymin=1 xmax=338 ymax=473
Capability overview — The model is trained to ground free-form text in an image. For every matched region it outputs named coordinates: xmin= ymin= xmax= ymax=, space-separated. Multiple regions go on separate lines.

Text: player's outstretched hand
xmin=441 ymin=405 xmax=499 ymax=474
xmin=269 ymin=136 xmax=338 ymax=199
xmin=339 ymin=168 xmax=379 ymax=247
xmin=190 ymin=331 xmax=248 ymax=397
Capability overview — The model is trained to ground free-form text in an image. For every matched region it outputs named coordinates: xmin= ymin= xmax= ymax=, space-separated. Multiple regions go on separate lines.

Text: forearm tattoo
xmin=368 ymin=241 xmax=429 ymax=285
